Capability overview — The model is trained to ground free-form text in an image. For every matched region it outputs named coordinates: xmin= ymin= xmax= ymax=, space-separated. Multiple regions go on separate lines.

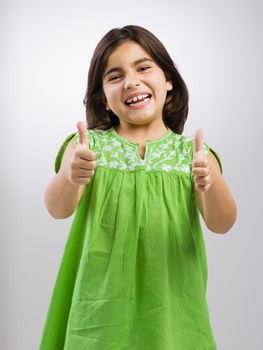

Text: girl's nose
xmin=123 ymin=73 xmax=140 ymax=89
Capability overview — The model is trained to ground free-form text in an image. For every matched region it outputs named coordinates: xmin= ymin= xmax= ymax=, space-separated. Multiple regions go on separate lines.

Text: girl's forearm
xmin=195 ymin=166 xmax=237 ymax=234
xmin=44 ymin=170 xmax=84 ymax=219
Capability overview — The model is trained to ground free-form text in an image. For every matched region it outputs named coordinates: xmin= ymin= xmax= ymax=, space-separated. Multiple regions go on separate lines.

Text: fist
xmin=67 ymin=121 xmax=97 ymax=186
xmin=192 ymin=129 xmax=214 ymax=192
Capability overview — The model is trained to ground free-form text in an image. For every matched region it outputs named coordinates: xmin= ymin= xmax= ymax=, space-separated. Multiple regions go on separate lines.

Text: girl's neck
xmin=114 ymin=122 xmax=169 ymax=145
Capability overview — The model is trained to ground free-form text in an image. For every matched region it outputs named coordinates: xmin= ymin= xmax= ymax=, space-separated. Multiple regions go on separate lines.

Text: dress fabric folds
xmin=40 ymin=127 xmax=222 ymax=350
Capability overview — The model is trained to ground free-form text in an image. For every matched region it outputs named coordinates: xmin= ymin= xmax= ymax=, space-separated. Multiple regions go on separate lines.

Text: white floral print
xmin=73 ymin=127 xmax=211 ymax=175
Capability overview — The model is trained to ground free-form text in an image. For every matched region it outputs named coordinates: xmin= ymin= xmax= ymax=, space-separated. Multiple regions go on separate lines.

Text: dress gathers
xmin=40 ymin=127 xmax=222 ymax=350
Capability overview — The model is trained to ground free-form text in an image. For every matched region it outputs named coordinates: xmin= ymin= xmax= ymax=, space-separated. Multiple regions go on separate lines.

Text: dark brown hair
xmin=83 ymin=25 xmax=189 ymax=134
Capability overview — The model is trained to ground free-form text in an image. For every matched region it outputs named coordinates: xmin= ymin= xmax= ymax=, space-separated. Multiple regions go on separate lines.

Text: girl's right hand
xmin=66 ymin=121 xmax=97 ymax=186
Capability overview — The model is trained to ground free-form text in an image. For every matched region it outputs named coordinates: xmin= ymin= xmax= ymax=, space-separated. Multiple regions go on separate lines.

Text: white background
xmin=1 ymin=0 xmax=262 ymax=349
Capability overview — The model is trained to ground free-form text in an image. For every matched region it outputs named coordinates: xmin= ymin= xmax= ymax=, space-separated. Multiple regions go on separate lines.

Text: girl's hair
xmin=84 ymin=25 xmax=189 ymax=134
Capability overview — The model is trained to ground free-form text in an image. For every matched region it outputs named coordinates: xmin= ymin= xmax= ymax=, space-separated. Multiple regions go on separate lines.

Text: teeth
xmin=126 ymin=94 xmax=149 ymax=104
xmin=128 ymin=96 xmax=150 ymax=106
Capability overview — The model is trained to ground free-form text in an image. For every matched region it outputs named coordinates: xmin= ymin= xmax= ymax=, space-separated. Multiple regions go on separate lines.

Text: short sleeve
xmin=72 ymin=129 xmax=95 ymax=150
xmin=54 ymin=133 xmax=77 ymax=173
xmin=54 ymin=129 xmax=96 ymax=173
xmin=202 ymin=142 xmax=223 ymax=174
xmin=72 ymin=132 xmax=80 ymax=147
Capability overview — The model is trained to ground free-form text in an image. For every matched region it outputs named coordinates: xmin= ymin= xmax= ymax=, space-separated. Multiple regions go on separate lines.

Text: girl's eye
xmin=109 ymin=75 xmax=121 ymax=81
xmin=138 ymin=66 xmax=151 ymax=71
xmin=107 ymin=66 xmax=151 ymax=81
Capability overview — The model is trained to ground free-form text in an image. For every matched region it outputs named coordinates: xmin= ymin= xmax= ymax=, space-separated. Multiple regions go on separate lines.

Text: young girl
xmin=40 ymin=25 xmax=236 ymax=349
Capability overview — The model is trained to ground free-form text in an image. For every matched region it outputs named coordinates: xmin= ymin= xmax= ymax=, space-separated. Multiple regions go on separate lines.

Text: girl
xmin=40 ymin=25 xmax=236 ymax=349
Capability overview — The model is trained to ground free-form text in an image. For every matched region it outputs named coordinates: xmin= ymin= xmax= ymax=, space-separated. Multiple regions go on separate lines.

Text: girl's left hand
xmin=192 ymin=129 xmax=215 ymax=193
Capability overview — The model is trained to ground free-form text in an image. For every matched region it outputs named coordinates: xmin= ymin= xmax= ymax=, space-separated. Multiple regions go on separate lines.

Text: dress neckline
xmin=110 ymin=127 xmax=172 ymax=146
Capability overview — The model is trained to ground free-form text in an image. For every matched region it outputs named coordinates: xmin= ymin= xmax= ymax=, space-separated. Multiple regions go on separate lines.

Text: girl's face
xmin=102 ymin=40 xmax=173 ymax=130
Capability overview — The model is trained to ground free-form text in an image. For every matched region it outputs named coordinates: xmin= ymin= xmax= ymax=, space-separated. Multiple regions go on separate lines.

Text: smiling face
xmin=102 ymin=40 xmax=173 ymax=131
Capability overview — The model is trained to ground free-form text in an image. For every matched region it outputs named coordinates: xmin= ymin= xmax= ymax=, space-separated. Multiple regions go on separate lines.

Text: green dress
xmin=40 ymin=127 xmax=223 ymax=350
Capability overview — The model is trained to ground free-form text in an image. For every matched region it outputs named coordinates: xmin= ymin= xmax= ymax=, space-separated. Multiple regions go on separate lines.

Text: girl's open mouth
xmin=125 ymin=94 xmax=152 ymax=109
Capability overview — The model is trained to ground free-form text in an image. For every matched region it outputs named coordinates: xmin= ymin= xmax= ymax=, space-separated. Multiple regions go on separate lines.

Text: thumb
xmin=77 ymin=121 xmax=89 ymax=148
xmin=194 ymin=129 xmax=205 ymax=160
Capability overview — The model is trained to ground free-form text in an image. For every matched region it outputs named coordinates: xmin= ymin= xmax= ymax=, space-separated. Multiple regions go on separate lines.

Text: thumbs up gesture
xmin=192 ymin=129 xmax=214 ymax=192
xmin=67 ymin=121 xmax=97 ymax=186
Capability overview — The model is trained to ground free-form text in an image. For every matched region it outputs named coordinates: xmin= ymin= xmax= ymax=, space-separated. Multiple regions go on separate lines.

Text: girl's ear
xmin=102 ymin=92 xmax=111 ymax=110
xmin=166 ymin=80 xmax=173 ymax=91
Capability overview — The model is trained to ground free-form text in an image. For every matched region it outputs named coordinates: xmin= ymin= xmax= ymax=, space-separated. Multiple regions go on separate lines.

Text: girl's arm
xmin=192 ymin=129 xmax=237 ymax=234
xmin=44 ymin=140 xmax=85 ymax=219
xmin=193 ymin=152 xmax=237 ymax=234
xmin=44 ymin=122 xmax=96 ymax=219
